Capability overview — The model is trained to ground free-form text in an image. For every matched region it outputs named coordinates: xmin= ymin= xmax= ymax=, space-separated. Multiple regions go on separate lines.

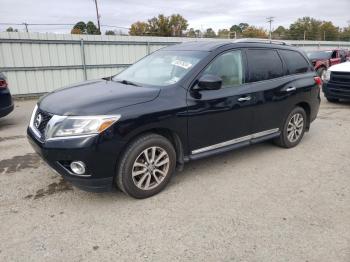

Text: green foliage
xmin=72 ymin=21 xmax=87 ymax=34
xmin=71 ymin=21 xmax=100 ymax=35
xmin=273 ymin=26 xmax=289 ymax=39
xmin=86 ymin=21 xmax=101 ymax=35
xmin=241 ymin=26 xmax=268 ymax=38
xmin=203 ymin=28 xmax=216 ymax=38
xmin=6 ymin=27 xmax=18 ymax=32
xmin=105 ymin=30 xmax=116 ymax=35
xmin=129 ymin=14 xmax=188 ymax=36
xmin=217 ymin=29 xmax=230 ymax=38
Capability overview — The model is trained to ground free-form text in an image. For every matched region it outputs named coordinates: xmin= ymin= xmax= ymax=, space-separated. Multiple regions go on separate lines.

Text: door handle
xmin=238 ymin=96 xmax=251 ymax=102
xmin=286 ymin=87 xmax=296 ymax=92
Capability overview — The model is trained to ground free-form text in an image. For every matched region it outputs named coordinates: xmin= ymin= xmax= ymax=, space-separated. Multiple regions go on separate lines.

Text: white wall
xmin=0 ymin=32 xmax=349 ymax=95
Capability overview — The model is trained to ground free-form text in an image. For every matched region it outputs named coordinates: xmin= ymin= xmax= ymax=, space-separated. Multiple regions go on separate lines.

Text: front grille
xmin=34 ymin=109 xmax=52 ymax=138
xmin=330 ymin=72 xmax=350 ymax=86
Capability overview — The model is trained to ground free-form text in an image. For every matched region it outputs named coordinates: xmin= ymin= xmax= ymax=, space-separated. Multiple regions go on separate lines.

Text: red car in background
xmin=306 ymin=49 xmax=349 ymax=80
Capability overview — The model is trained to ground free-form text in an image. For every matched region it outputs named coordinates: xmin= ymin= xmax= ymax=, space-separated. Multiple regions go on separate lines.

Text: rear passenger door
xmin=244 ymin=48 xmax=312 ymax=134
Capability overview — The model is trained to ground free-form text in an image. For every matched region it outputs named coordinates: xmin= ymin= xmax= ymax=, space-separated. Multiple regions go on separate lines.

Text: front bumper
xmin=27 ymin=127 xmax=125 ymax=192
xmin=323 ymin=81 xmax=350 ymax=100
xmin=0 ymin=103 xmax=14 ymax=118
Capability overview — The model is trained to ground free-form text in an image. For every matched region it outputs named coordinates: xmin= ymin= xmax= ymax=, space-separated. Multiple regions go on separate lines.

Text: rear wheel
xmin=116 ymin=133 xmax=176 ymax=199
xmin=274 ymin=107 xmax=307 ymax=148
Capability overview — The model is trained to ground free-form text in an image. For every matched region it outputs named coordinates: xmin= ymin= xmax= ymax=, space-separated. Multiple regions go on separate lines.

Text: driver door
xmin=186 ymin=49 xmax=255 ymax=156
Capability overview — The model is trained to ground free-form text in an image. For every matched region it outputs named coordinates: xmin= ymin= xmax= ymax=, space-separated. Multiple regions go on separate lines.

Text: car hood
xmin=328 ymin=61 xmax=350 ymax=72
xmin=38 ymin=79 xmax=160 ymax=115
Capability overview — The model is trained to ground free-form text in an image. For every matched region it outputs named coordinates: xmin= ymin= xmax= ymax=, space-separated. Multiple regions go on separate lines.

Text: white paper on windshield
xmin=172 ymin=60 xmax=193 ymax=69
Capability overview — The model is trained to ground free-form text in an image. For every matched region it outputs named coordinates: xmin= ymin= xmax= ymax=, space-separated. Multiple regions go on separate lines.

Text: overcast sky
xmin=1 ymin=0 xmax=349 ymax=34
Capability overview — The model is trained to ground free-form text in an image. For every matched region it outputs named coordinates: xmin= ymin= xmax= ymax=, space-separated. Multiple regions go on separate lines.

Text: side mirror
xmin=197 ymin=74 xmax=222 ymax=90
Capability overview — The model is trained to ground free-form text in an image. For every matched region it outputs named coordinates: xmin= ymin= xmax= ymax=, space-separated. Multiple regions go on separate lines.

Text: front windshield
xmin=307 ymin=51 xmax=332 ymax=60
xmin=113 ymin=50 xmax=207 ymax=86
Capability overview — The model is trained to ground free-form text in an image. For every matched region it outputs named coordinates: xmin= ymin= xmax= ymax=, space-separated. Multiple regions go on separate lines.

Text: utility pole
xmin=323 ymin=31 xmax=326 ymax=41
xmin=266 ymin=16 xmax=274 ymax=41
xmin=94 ymin=0 xmax=101 ymax=33
xmin=23 ymin=22 xmax=29 ymax=32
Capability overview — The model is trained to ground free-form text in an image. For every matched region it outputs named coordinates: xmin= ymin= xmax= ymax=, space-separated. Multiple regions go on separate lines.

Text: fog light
xmin=70 ymin=161 xmax=86 ymax=175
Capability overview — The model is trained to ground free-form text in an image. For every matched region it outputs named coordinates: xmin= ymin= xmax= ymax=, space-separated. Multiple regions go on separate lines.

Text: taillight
xmin=0 ymin=79 xmax=7 ymax=89
xmin=314 ymin=76 xmax=322 ymax=88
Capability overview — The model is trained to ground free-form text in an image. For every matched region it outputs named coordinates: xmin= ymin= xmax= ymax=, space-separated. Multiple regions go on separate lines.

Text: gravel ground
xmin=0 ymin=95 xmax=349 ymax=262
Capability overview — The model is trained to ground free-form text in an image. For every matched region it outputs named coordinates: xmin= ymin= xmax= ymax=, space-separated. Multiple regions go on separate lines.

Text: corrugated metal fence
xmin=0 ymin=32 xmax=350 ymax=95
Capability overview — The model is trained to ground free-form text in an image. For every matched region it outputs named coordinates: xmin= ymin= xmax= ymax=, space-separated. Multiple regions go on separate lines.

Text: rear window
xmin=246 ymin=49 xmax=284 ymax=82
xmin=280 ymin=50 xmax=310 ymax=75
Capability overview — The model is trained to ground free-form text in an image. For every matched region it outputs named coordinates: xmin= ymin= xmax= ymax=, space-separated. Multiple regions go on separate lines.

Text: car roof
xmin=163 ymin=40 xmax=300 ymax=52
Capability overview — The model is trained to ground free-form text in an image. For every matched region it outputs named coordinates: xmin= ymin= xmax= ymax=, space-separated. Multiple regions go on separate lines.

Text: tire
xmin=274 ymin=107 xmax=307 ymax=148
xmin=326 ymin=97 xmax=339 ymax=103
xmin=317 ymin=67 xmax=326 ymax=81
xmin=116 ymin=133 xmax=176 ymax=199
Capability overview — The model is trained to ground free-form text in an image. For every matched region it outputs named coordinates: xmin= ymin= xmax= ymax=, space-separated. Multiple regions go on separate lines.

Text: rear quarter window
xmin=279 ymin=50 xmax=311 ymax=75
xmin=246 ymin=49 xmax=284 ymax=82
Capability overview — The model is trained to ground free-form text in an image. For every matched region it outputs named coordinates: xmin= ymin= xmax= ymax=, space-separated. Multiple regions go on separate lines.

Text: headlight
xmin=324 ymin=70 xmax=331 ymax=81
xmin=46 ymin=115 xmax=121 ymax=139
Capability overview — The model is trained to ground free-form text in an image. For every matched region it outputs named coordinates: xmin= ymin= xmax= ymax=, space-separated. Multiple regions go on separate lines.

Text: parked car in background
xmin=323 ymin=61 xmax=350 ymax=102
xmin=307 ymin=49 xmax=349 ymax=80
xmin=28 ymin=40 xmax=321 ymax=199
xmin=0 ymin=72 xmax=14 ymax=118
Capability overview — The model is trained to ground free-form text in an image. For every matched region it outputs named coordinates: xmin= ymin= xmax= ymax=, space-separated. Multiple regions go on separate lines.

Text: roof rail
xmin=234 ymin=38 xmax=288 ymax=45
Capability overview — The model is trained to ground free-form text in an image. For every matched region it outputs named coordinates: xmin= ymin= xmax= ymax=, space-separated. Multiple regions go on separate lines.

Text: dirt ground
xmin=0 ymin=95 xmax=349 ymax=262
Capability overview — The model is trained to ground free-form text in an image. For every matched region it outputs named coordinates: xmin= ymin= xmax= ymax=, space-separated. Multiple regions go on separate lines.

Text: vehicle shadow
xmin=70 ymin=141 xmax=282 ymax=203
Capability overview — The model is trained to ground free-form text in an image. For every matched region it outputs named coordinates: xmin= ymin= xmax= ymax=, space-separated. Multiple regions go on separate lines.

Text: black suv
xmin=28 ymin=41 xmax=321 ymax=198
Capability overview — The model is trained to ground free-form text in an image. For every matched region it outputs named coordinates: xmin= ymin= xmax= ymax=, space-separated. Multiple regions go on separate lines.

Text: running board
xmin=189 ymin=130 xmax=280 ymax=161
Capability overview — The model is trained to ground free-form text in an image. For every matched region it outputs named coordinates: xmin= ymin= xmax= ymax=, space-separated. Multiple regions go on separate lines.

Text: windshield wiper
xmin=115 ymin=79 xmax=140 ymax=87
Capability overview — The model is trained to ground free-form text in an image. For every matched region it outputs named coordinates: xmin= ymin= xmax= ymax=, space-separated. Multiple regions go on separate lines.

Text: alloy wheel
xmin=132 ymin=146 xmax=170 ymax=191
xmin=287 ymin=113 xmax=304 ymax=143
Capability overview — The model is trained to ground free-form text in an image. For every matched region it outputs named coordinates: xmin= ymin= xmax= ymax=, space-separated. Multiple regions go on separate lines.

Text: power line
xmin=0 ymin=22 xmax=131 ymax=32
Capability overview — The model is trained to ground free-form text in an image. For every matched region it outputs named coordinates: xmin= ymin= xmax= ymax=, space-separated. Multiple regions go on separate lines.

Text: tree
xmin=194 ymin=29 xmax=202 ymax=38
xmin=273 ymin=26 xmax=289 ymax=39
xmin=289 ymin=17 xmax=322 ymax=40
xmin=187 ymin=28 xmax=196 ymax=38
xmin=241 ymin=26 xmax=268 ymax=38
xmin=105 ymin=30 xmax=116 ymax=35
xmin=340 ymin=25 xmax=350 ymax=41
xmin=218 ymin=29 xmax=230 ymax=38
xmin=169 ymin=14 xmax=188 ymax=36
xmin=6 ymin=27 xmax=18 ymax=32
xmin=129 ymin=14 xmax=188 ymax=36
xmin=239 ymin=23 xmax=249 ymax=32
xmin=320 ymin=21 xmax=339 ymax=41
xmin=72 ymin=21 xmax=87 ymax=34
xmin=230 ymin=25 xmax=242 ymax=34
xmin=203 ymin=28 xmax=216 ymax=38
xmin=148 ymin=14 xmax=171 ymax=36
xmin=129 ymin=21 xmax=149 ymax=36
xmin=86 ymin=21 xmax=101 ymax=35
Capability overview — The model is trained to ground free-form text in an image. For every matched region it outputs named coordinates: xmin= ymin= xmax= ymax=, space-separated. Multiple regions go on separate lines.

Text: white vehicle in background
xmin=323 ymin=61 xmax=350 ymax=103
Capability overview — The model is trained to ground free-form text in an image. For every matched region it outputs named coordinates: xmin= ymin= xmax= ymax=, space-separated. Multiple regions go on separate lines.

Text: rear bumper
xmin=0 ymin=103 xmax=14 ymax=118
xmin=323 ymin=82 xmax=350 ymax=100
xmin=27 ymin=127 xmax=124 ymax=192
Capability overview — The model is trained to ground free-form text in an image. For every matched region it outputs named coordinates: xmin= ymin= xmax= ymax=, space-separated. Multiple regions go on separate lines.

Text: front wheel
xmin=116 ymin=133 xmax=176 ymax=199
xmin=274 ymin=107 xmax=307 ymax=148
xmin=317 ymin=67 xmax=326 ymax=81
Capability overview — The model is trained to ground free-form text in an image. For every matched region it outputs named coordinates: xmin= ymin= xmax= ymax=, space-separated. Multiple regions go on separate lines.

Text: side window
xmin=279 ymin=50 xmax=310 ymax=75
xmin=246 ymin=49 xmax=284 ymax=82
xmin=203 ymin=50 xmax=244 ymax=88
